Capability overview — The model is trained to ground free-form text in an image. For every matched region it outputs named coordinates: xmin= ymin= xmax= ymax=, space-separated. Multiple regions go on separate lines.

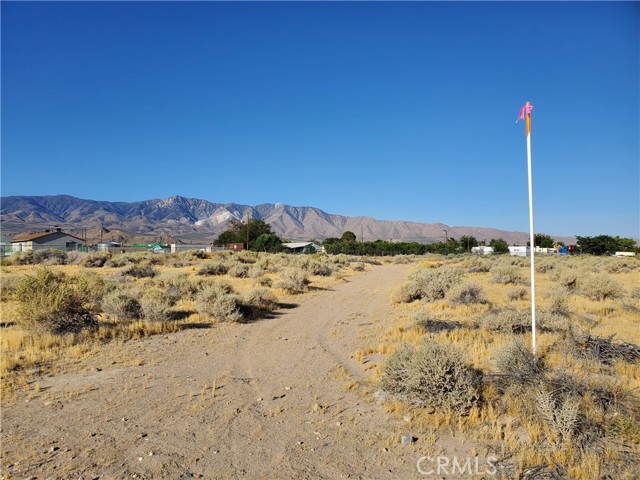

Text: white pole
xmin=526 ymin=105 xmax=536 ymax=358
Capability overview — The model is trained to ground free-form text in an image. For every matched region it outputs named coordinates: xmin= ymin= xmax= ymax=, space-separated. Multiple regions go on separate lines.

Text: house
xmin=11 ymin=228 xmax=85 ymax=252
xmin=282 ymin=242 xmax=323 ymax=254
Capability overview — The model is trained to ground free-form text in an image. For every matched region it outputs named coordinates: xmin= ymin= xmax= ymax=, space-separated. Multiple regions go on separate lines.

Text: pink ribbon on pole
xmin=516 ymin=103 xmax=533 ymax=123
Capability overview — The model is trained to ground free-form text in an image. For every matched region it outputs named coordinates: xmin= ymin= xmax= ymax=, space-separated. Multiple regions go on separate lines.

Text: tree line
xmin=212 ymin=220 xmax=637 ymax=256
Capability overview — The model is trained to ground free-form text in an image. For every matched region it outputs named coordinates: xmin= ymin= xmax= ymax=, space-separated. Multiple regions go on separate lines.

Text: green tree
xmin=534 ymin=233 xmax=555 ymax=248
xmin=576 ymin=235 xmax=637 ymax=255
xmin=489 ymin=238 xmax=509 ymax=254
xmin=213 ymin=219 xmax=275 ymax=247
xmin=458 ymin=235 xmax=479 ymax=253
xmin=251 ymin=233 xmax=284 ymax=253
xmin=341 ymin=231 xmax=357 ymax=243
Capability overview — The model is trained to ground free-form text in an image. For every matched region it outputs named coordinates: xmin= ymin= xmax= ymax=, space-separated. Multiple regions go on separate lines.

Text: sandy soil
xmin=2 ymin=263 xmax=480 ymax=479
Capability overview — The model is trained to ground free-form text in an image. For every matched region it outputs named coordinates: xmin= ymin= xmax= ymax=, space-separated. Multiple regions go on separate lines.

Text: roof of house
xmin=282 ymin=242 xmax=320 ymax=249
xmin=12 ymin=231 xmax=85 ymax=243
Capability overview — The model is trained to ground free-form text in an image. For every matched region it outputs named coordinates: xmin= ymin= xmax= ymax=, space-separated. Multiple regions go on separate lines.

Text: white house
xmin=11 ymin=229 xmax=85 ymax=252
xmin=282 ymin=242 xmax=323 ymax=254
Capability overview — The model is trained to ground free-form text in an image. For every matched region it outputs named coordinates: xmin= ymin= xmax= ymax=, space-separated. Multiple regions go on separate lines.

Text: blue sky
xmin=2 ymin=1 xmax=638 ymax=238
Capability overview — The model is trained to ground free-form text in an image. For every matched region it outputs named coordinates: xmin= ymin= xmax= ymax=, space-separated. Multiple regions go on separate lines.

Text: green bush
xmin=380 ymin=341 xmax=480 ymax=413
xmin=15 ymin=268 xmax=96 ymax=333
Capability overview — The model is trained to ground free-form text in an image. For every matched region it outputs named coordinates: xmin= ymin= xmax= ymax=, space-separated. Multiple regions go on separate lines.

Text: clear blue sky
xmin=2 ymin=1 xmax=638 ymax=238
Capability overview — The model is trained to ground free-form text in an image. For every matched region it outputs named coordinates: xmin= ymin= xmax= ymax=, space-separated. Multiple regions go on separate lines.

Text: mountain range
xmin=1 ymin=195 xmax=571 ymax=245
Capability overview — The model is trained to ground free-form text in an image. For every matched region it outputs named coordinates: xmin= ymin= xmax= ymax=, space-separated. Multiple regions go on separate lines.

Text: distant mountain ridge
xmin=1 ymin=194 xmax=568 ymax=245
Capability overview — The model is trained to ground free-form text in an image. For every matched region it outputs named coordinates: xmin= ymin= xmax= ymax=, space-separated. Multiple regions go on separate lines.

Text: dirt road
xmin=2 ymin=262 xmax=474 ymax=479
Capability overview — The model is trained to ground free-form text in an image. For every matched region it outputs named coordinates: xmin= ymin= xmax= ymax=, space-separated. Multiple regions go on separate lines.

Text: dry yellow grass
xmin=368 ymin=254 xmax=640 ymax=478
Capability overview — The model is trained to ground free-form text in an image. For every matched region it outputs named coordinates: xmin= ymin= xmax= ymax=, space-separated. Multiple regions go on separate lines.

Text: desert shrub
xmin=307 ymin=261 xmax=333 ymax=276
xmin=578 ymin=274 xmax=622 ymax=301
xmin=412 ymin=311 xmax=462 ymax=333
xmin=236 ymin=251 xmax=258 ymax=264
xmin=507 ymin=288 xmax=528 ymax=301
xmin=395 ymin=267 xmax=463 ymax=303
xmin=121 ymin=263 xmax=157 ymax=279
xmin=379 ymin=344 xmax=415 ymax=398
xmin=78 ymin=271 xmax=109 ymax=312
xmin=630 ymin=287 xmax=640 ymax=300
xmin=33 ymin=249 xmax=67 ymax=265
xmin=197 ymin=260 xmax=228 ymax=276
xmin=480 ymin=307 xmax=530 ymax=333
xmin=139 ymin=288 xmax=174 ymax=322
xmin=493 ymin=338 xmax=544 ymax=385
xmin=548 ymin=291 xmax=570 ymax=316
xmin=278 ymin=268 xmax=310 ymax=294
xmin=554 ymin=269 xmax=579 ymax=291
xmin=7 ymin=251 xmax=35 ymax=265
xmin=82 ymin=252 xmax=111 ymax=268
xmin=448 ymin=281 xmax=488 ymax=305
xmin=254 ymin=275 xmax=273 ymax=288
xmin=465 ymin=257 xmax=491 ymax=273
xmin=351 ymin=262 xmax=366 ymax=272
xmin=243 ymin=288 xmax=279 ymax=317
xmin=535 ymin=258 xmax=556 ymax=274
xmin=228 ymin=264 xmax=249 ymax=278
xmin=101 ymin=289 xmax=142 ymax=320
xmin=106 ymin=253 xmax=145 ymax=267
xmin=536 ymin=389 xmax=580 ymax=443
xmin=0 ymin=274 xmax=22 ymax=302
xmin=491 ymin=266 xmax=524 ymax=285
xmin=15 ymin=268 xmax=96 ymax=333
xmin=181 ymin=249 xmax=209 ymax=261
xmin=194 ymin=283 xmax=244 ymax=323
xmin=248 ymin=265 xmax=268 ymax=278
xmin=380 ymin=341 xmax=480 ymax=413
xmin=152 ymin=272 xmax=197 ymax=302
xmin=330 ymin=254 xmax=351 ymax=267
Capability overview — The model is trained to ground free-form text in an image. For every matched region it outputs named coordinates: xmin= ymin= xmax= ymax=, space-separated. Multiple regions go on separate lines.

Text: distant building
xmin=11 ymin=228 xmax=85 ymax=252
xmin=227 ymin=243 xmax=246 ymax=251
xmin=282 ymin=242 xmax=323 ymax=254
xmin=471 ymin=246 xmax=494 ymax=255
xmin=509 ymin=246 xmax=529 ymax=257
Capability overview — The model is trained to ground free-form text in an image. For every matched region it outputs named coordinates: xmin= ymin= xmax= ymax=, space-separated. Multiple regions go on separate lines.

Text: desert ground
xmin=1 ymin=251 xmax=639 ymax=479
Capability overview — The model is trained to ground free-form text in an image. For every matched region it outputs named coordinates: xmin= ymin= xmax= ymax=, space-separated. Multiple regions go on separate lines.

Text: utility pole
xmin=246 ymin=211 xmax=250 ymax=250
xmin=361 ymin=224 xmax=364 ymax=243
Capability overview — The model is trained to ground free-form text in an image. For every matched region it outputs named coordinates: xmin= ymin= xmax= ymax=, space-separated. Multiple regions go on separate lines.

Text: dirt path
xmin=2 ymin=263 xmax=475 ymax=479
